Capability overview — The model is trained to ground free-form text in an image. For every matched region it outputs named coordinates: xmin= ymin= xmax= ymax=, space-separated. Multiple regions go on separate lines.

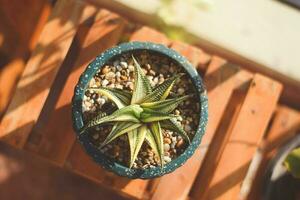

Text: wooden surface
xmin=1 ymin=1 xmax=298 ymax=199
xmin=0 ymin=0 xmax=51 ymax=117
xmin=0 ymin=0 xmax=86 ymax=147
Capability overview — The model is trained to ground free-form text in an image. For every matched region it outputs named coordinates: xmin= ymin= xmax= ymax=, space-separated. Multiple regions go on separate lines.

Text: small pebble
xmin=105 ymin=72 xmax=115 ymax=80
xmin=149 ymin=70 xmax=156 ymax=76
xmin=164 ymin=138 xmax=171 ymax=144
xmin=177 ymin=88 xmax=185 ymax=95
xmin=146 ymin=64 xmax=151 ymax=70
xmin=176 ymin=138 xmax=184 ymax=148
xmin=164 ymin=156 xmax=172 ymax=163
xmin=120 ymin=61 xmax=128 ymax=68
xmin=171 ymin=137 xmax=177 ymax=143
xmin=128 ymin=65 xmax=134 ymax=71
xmin=115 ymin=71 xmax=121 ymax=78
xmin=116 ymin=65 xmax=122 ymax=71
xmin=102 ymin=79 xmax=109 ymax=87
xmin=102 ymin=66 xmax=110 ymax=74
xmin=97 ymin=98 xmax=106 ymax=105
xmin=120 ymin=75 xmax=128 ymax=81
xmin=164 ymin=144 xmax=170 ymax=151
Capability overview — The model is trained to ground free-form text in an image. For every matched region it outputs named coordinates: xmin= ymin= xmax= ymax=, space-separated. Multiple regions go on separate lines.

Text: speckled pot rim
xmin=72 ymin=41 xmax=208 ymax=179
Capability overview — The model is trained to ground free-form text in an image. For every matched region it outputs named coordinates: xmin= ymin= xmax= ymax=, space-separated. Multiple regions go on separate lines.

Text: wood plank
xmin=130 ymin=26 xmax=171 ymax=46
xmin=193 ymin=74 xmax=282 ymax=200
xmin=241 ymin=106 xmax=300 ymax=200
xmin=0 ymin=3 xmax=51 ymax=118
xmin=24 ymin=9 xmax=126 ymax=165
xmin=150 ymin=57 xmax=253 ymax=200
xmin=171 ymin=40 xmax=211 ymax=72
xmin=65 ymin=142 xmax=149 ymax=200
xmin=0 ymin=0 xmax=86 ymax=147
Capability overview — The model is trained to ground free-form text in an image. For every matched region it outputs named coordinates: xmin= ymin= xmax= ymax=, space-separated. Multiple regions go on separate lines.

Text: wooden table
xmin=1 ymin=0 xmax=299 ymax=199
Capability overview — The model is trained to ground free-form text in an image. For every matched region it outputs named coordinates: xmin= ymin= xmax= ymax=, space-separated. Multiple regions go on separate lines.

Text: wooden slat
xmin=24 ymin=9 xmax=126 ymax=165
xmin=0 ymin=3 xmax=51 ymax=118
xmin=62 ymin=12 xmax=150 ymax=200
xmin=0 ymin=0 xmax=86 ymax=147
xmin=66 ymin=142 xmax=149 ymax=199
xmin=171 ymin=40 xmax=211 ymax=72
xmin=130 ymin=26 xmax=171 ymax=46
xmin=150 ymin=57 xmax=253 ymax=200
xmin=241 ymin=106 xmax=300 ymax=200
xmin=193 ymin=74 xmax=282 ymax=200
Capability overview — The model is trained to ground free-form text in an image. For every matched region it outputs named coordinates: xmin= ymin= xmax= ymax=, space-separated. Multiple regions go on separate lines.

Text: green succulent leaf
xmin=147 ymin=122 xmax=164 ymax=168
xmin=140 ymin=108 xmax=176 ymax=123
xmin=80 ymin=105 xmax=143 ymax=134
xmin=128 ymin=125 xmax=147 ymax=168
xmin=284 ymin=147 xmax=300 ymax=178
xmin=82 ymin=57 xmax=192 ymax=168
xmin=141 ymin=95 xmax=190 ymax=113
xmin=87 ymin=87 xmax=131 ymax=108
xmin=141 ymin=73 xmax=183 ymax=103
xmin=101 ymin=122 xmax=142 ymax=147
xmin=160 ymin=118 xmax=190 ymax=143
xmin=131 ymin=55 xmax=152 ymax=104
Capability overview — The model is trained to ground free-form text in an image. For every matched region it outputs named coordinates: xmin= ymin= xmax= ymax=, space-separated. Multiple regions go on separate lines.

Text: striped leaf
xmin=131 ymin=55 xmax=152 ymax=104
xmin=87 ymin=87 xmax=131 ymax=108
xmin=160 ymin=118 xmax=190 ymax=143
xmin=80 ymin=105 xmax=142 ymax=134
xmin=141 ymin=95 xmax=190 ymax=113
xmin=128 ymin=125 xmax=147 ymax=168
xmin=140 ymin=108 xmax=176 ymax=123
xmin=147 ymin=122 xmax=164 ymax=167
xmin=141 ymin=73 xmax=183 ymax=103
xmin=101 ymin=122 xmax=142 ymax=147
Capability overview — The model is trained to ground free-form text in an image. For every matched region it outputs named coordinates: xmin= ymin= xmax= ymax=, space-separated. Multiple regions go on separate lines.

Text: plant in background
xmin=80 ymin=56 xmax=190 ymax=168
xmin=284 ymin=147 xmax=300 ymax=178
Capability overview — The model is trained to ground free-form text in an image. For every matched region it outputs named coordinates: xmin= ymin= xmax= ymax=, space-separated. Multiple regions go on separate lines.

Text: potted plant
xmin=263 ymin=134 xmax=300 ymax=200
xmin=72 ymin=42 xmax=208 ymax=179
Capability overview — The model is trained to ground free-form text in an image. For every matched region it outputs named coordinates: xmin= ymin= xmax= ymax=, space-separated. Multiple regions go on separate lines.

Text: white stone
xmin=164 ymin=144 xmax=170 ymax=152
xmin=177 ymin=88 xmax=185 ymax=95
xmin=97 ymin=98 xmax=106 ymax=105
xmin=128 ymin=65 xmax=134 ymax=72
xmin=116 ymin=65 xmax=122 ymax=71
xmin=105 ymin=72 xmax=115 ymax=80
xmin=120 ymin=61 xmax=128 ymax=68
xmin=115 ymin=71 xmax=121 ymax=78
xmin=101 ymin=79 xmax=109 ymax=87
xmin=164 ymin=156 xmax=172 ymax=163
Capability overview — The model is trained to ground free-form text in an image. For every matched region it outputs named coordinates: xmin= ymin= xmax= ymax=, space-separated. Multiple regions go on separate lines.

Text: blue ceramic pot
xmin=72 ymin=41 xmax=208 ymax=179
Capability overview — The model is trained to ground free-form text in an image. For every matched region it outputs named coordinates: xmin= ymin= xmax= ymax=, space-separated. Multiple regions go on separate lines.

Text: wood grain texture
xmin=171 ymin=40 xmax=211 ymax=72
xmin=130 ymin=26 xmax=171 ymax=46
xmin=24 ymin=9 xmax=126 ymax=165
xmin=65 ymin=142 xmax=149 ymax=200
xmin=150 ymin=57 xmax=253 ymax=200
xmin=194 ymin=74 xmax=282 ymax=200
xmin=0 ymin=0 xmax=86 ymax=147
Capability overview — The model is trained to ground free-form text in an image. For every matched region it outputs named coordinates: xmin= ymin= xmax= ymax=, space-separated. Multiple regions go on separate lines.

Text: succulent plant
xmin=81 ymin=55 xmax=191 ymax=168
